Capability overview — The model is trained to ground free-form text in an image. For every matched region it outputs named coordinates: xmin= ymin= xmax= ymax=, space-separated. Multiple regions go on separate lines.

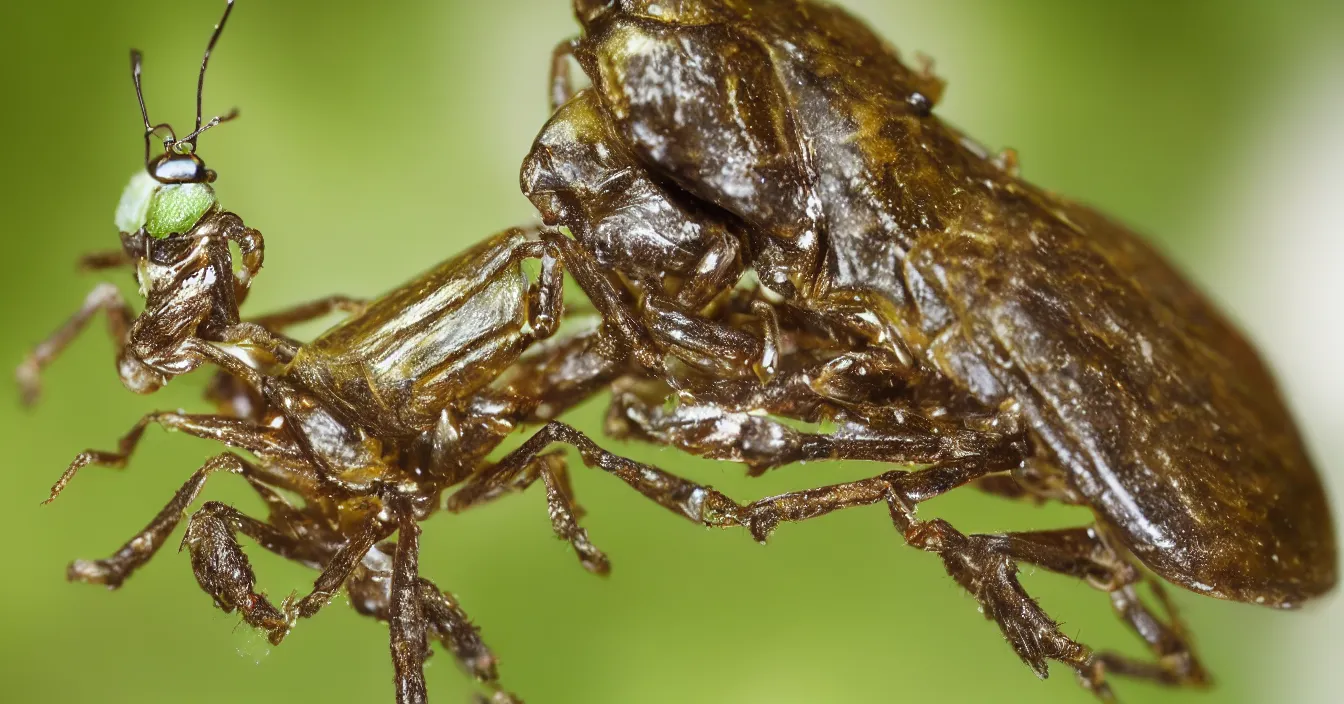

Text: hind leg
xmin=970 ymin=526 xmax=1209 ymax=690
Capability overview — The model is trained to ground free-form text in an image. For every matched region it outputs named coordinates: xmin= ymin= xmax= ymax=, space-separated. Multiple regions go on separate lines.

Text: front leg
xmin=246 ymin=295 xmax=368 ymax=331
xmin=16 ymin=283 xmax=140 ymax=405
xmin=43 ymin=409 xmax=311 ymax=504
xmin=549 ymin=38 xmax=580 ymax=112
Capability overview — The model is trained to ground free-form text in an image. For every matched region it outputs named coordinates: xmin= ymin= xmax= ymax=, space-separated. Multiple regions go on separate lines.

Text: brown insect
xmin=24 ymin=0 xmax=1338 ymax=702
xmin=510 ymin=0 xmax=1339 ymax=697
xmin=43 ymin=227 xmax=642 ymax=703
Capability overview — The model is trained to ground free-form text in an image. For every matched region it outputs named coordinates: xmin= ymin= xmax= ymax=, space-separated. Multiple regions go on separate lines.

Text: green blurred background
xmin=2 ymin=1 xmax=1341 ymax=702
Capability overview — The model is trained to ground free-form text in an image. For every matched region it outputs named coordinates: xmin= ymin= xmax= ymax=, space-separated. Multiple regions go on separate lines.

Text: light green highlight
xmin=114 ymin=170 xmax=158 ymax=234
xmin=145 ymin=182 xmax=217 ymax=238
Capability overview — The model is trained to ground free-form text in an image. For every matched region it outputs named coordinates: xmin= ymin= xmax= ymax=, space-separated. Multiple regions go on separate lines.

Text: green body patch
xmin=145 ymin=183 xmax=217 ymax=238
xmin=114 ymin=171 xmax=158 ymax=234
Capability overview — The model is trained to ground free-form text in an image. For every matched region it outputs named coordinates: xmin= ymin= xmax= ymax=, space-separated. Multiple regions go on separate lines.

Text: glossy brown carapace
xmin=528 ymin=0 xmax=1336 ymax=606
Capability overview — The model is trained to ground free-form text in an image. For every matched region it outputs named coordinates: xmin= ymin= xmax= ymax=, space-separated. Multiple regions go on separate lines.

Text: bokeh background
xmin=2 ymin=1 xmax=1341 ymax=702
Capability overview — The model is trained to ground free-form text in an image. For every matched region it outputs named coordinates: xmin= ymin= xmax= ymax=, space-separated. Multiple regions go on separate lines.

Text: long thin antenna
xmin=131 ymin=50 xmax=151 ymax=132
xmin=192 ymin=0 xmax=236 ymax=145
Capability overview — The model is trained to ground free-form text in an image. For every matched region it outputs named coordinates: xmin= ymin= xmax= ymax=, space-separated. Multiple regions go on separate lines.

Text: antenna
xmin=132 ymin=50 xmax=178 ymax=168
xmin=131 ymin=50 xmax=150 ymax=132
xmin=191 ymin=0 xmax=237 ymax=146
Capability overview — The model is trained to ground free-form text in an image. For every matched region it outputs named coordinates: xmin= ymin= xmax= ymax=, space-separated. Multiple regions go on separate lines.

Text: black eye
xmin=152 ymin=154 xmax=209 ymax=184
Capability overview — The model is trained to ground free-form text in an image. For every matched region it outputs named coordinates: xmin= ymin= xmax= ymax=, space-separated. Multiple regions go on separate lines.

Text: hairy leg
xmin=974 ymin=527 xmax=1208 ymax=689
xmin=181 ymin=501 xmax=296 ymax=642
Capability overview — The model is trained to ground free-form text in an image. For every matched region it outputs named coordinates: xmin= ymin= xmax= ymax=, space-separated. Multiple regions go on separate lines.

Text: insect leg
xmin=65 ymin=452 xmax=254 ymax=589
xmin=43 ymin=410 xmax=306 ymax=504
xmin=540 ymin=231 xmax=669 ymax=371
xmin=449 ymin=451 xmax=610 ymax=574
xmin=77 ymin=249 xmax=133 ymax=271
xmin=213 ymin=212 xmax=264 ymax=304
xmin=671 ymin=229 xmax=744 ymax=310
xmin=544 ymin=231 xmax=788 ymax=380
xmin=246 ymin=294 xmax=368 ymax=331
xmin=183 ymin=495 xmax=390 ymax=646
xmin=549 ymin=38 xmax=580 ymax=112
xmin=181 ymin=500 xmax=296 ymax=643
xmin=16 ymin=282 xmax=136 ymax=405
xmin=347 ymin=546 xmax=516 ymax=698
xmin=388 ymin=499 xmax=430 ymax=704
xmin=1099 ymin=580 xmax=1209 ymax=687
xmin=286 ymin=509 xmax=386 ymax=625
xmin=605 ymin=384 xmax=1016 ymax=475
xmin=978 ymin=527 xmax=1209 ymax=689
xmin=454 ymin=420 xmax=1008 ymax=541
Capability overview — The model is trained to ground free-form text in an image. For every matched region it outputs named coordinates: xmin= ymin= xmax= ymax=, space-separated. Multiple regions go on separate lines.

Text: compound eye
xmin=151 ymin=154 xmax=209 ymax=184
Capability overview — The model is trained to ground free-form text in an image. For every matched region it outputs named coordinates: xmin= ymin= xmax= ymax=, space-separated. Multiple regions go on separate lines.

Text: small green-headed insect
xmin=17 ymin=0 xmax=330 ymax=404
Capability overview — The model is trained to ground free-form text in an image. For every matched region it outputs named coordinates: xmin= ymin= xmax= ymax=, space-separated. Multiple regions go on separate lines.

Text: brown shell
xmin=575 ymin=0 xmax=1338 ymax=604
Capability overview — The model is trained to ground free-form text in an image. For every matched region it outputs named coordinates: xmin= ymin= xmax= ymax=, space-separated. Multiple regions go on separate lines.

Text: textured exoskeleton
xmin=46 ymin=226 xmax=671 ymax=704
xmin=519 ymin=0 xmax=1337 ymax=696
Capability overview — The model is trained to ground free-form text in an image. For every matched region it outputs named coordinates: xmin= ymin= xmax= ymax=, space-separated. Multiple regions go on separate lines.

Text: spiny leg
xmin=449 ymin=451 xmax=609 ymax=575
xmin=181 ymin=497 xmax=393 ymax=646
xmin=67 ymin=452 xmax=252 ymax=588
xmin=289 ymin=507 xmax=387 ymax=624
xmin=539 ymin=456 xmax=609 ymax=574
xmin=608 ymin=392 xmax=1200 ymax=695
xmin=882 ymin=510 xmax=1108 ymax=697
xmin=16 ymin=282 xmax=135 ymax=405
xmin=973 ymin=527 xmax=1209 ymax=690
xmin=181 ymin=501 xmax=295 ymax=642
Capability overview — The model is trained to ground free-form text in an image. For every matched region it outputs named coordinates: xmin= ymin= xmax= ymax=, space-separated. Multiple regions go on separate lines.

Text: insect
xmin=511 ymin=0 xmax=1339 ymax=697
xmin=44 ymin=227 xmax=642 ymax=703
xmin=14 ymin=0 xmax=330 ymax=405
